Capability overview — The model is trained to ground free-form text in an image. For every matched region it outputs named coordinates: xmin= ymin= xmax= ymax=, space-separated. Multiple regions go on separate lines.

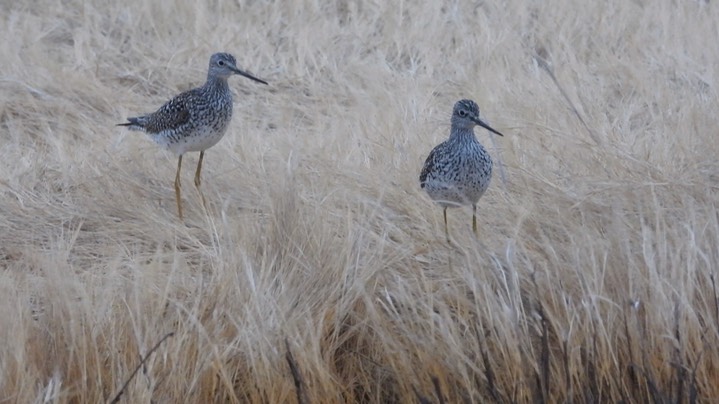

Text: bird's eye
xmin=458 ymin=110 xmax=467 ymax=117
xmin=218 ymin=60 xmax=225 ymax=66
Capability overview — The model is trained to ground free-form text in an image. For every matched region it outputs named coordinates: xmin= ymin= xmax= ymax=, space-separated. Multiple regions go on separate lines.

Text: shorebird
xmin=419 ymin=99 xmax=504 ymax=242
xmin=118 ymin=52 xmax=268 ymax=219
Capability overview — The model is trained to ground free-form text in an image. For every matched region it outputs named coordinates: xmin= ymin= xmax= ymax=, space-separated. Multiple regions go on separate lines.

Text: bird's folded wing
xmin=142 ymin=94 xmax=193 ymax=134
xmin=419 ymin=146 xmax=440 ymax=187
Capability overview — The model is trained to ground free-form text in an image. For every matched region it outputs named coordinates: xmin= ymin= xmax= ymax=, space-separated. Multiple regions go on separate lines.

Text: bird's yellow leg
xmin=472 ymin=204 xmax=478 ymax=236
xmin=444 ymin=207 xmax=450 ymax=243
xmin=175 ymin=155 xmax=184 ymax=220
xmin=194 ymin=151 xmax=204 ymax=188
xmin=194 ymin=150 xmax=207 ymax=209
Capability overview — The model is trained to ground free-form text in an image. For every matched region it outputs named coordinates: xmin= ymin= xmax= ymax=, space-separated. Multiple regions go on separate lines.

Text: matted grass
xmin=1 ymin=1 xmax=718 ymax=402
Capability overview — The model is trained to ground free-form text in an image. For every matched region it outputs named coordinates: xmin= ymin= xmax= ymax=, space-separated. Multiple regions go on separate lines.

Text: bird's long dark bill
xmin=473 ymin=117 xmax=504 ymax=136
xmin=233 ymin=67 xmax=268 ymax=85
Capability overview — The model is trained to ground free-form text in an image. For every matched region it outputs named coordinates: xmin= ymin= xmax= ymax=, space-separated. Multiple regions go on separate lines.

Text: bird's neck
xmin=203 ymin=75 xmax=230 ymax=93
xmin=448 ymin=126 xmax=477 ymax=144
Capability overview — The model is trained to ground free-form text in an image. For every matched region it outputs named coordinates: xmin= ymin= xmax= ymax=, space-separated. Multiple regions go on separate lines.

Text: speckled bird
xmin=118 ymin=52 xmax=268 ymax=219
xmin=419 ymin=99 xmax=504 ymax=242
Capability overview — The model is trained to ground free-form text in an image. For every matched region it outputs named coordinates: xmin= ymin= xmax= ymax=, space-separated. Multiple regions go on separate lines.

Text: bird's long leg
xmin=194 ymin=151 xmax=204 ymax=188
xmin=175 ymin=155 xmax=184 ymax=220
xmin=472 ymin=204 xmax=478 ymax=236
xmin=444 ymin=207 xmax=450 ymax=243
xmin=194 ymin=150 xmax=208 ymax=209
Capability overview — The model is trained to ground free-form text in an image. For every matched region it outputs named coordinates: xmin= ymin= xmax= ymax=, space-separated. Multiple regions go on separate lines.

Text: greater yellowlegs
xmin=118 ymin=52 xmax=268 ymax=219
xmin=419 ymin=99 xmax=504 ymax=242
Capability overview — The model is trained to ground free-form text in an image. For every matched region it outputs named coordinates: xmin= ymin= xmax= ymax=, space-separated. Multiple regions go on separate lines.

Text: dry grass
xmin=1 ymin=0 xmax=718 ymax=402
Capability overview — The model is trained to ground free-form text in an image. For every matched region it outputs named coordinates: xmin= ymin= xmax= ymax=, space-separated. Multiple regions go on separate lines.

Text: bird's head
xmin=451 ymin=99 xmax=503 ymax=136
xmin=208 ymin=52 xmax=268 ymax=85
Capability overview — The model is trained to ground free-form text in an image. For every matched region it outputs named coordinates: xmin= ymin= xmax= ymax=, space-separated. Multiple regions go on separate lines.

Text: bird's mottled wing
xmin=141 ymin=90 xmax=196 ymax=134
xmin=419 ymin=143 xmax=444 ymax=188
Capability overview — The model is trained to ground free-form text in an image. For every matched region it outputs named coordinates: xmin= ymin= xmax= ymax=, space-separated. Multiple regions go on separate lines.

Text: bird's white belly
xmin=154 ymin=125 xmax=229 ymax=155
xmin=424 ymin=174 xmax=490 ymax=208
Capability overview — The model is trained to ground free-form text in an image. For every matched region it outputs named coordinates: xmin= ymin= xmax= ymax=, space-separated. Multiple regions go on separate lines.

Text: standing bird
xmin=419 ymin=99 xmax=504 ymax=242
xmin=118 ymin=52 xmax=268 ymax=219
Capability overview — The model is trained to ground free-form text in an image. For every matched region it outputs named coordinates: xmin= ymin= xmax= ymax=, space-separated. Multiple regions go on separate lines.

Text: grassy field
xmin=1 ymin=0 xmax=718 ymax=402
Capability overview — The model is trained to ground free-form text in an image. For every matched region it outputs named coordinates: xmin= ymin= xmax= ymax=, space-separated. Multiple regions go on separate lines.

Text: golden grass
xmin=1 ymin=0 xmax=718 ymax=402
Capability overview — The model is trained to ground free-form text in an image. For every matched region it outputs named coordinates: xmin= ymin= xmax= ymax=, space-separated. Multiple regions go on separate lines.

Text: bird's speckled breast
xmin=155 ymin=95 xmax=233 ymax=155
xmin=424 ymin=143 xmax=493 ymax=208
